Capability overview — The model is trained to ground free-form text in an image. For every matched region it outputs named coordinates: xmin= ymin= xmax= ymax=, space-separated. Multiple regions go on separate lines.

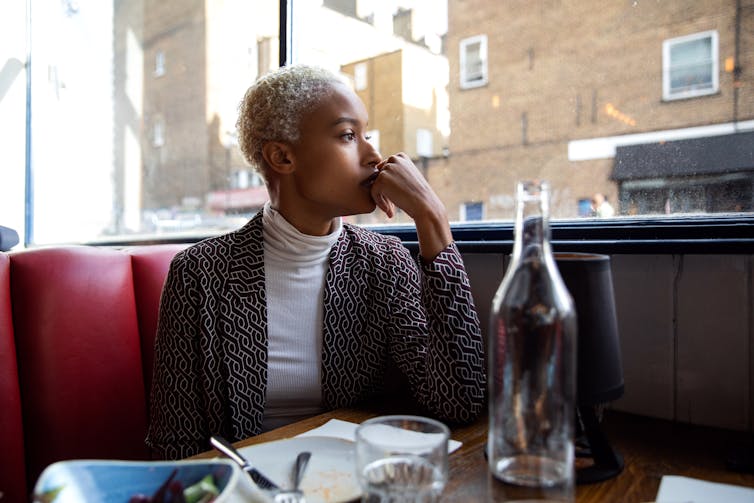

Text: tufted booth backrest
xmin=0 ymin=253 xmax=27 ymax=503
xmin=10 ymin=246 xmax=152 ymax=485
xmin=127 ymin=244 xmax=188 ymax=406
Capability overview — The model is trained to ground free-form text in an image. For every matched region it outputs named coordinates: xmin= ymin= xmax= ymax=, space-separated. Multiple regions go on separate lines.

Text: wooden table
xmin=191 ymin=407 xmax=754 ymax=502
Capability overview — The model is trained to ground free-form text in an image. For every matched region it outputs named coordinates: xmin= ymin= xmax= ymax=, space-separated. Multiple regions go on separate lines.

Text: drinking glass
xmin=355 ymin=415 xmax=449 ymax=503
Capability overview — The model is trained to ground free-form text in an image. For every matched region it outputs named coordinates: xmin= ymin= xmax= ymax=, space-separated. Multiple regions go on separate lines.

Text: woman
xmin=146 ymin=64 xmax=485 ymax=459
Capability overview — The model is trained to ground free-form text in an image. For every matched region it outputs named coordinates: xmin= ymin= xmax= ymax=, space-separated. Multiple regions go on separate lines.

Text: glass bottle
xmin=487 ymin=180 xmax=577 ymax=501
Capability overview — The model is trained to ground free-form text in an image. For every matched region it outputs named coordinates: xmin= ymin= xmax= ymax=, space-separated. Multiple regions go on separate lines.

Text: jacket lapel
xmin=222 ymin=213 xmax=268 ymax=438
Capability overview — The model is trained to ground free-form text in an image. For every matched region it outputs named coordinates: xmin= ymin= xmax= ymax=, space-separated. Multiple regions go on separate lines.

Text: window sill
xmin=376 ymin=214 xmax=754 ymax=255
xmin=661 ymin=89 xmax=721 ymax=102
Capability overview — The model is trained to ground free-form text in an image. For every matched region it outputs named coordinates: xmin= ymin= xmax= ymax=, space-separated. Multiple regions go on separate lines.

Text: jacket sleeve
xmin=145 ymin=251 xmax=208 ymax=459
xmin=388 ymin=241 xmax=486 ymax=423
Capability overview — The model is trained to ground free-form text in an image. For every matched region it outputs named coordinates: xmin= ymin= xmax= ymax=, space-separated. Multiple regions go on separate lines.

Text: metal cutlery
xmin=274 ymin=451 xmax=311 ymax=503
xmin=210 ymin=435 xmax=280 ymax=491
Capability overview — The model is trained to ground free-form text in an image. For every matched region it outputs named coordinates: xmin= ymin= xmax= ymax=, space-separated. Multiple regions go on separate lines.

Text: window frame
xmin=86 ymin=1 xmax=754 ymax=255
xmin=379 ymin=214 xmax=754 ymax=256
xmin=662 ymin=30 xmax=719 ymax=101
xmin=459 ymin=34 xmax=488 ymax=90
xmin=97 ymin=213 xmax=754 ymax=255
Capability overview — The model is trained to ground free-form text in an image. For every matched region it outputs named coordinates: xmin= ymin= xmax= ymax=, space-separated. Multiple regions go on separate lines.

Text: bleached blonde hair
xmin=236 ymin=64 xmax=345 ymax=176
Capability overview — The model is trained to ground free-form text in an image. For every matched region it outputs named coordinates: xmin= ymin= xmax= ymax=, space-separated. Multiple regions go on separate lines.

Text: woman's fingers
xmin=373 ymin=153 xmax=452 ymax=259
xmin=371 ymin=153 xmax=433 ymax=218
xmin=374 ymin=192 xmax=395 ymax=218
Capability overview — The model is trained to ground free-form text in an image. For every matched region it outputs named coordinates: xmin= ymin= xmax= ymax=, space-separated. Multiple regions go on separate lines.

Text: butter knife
xmin=210 ymin=435 xmax=280 ymax=491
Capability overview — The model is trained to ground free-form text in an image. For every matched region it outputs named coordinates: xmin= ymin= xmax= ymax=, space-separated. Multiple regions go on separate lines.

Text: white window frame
xmin=662 ymin=30 xmax=718 ymax=101
xmin=459 ymin=34 xmax=488 ymax=89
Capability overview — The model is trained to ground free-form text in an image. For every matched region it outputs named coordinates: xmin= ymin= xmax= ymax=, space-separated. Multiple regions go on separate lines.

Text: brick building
xmin=341 ymin=47 xmax=449 ymax=167
xmin=435 ymin=0 xmax=754 ymax=219
xmin=113 ymin=0 xmax=274 ymax=232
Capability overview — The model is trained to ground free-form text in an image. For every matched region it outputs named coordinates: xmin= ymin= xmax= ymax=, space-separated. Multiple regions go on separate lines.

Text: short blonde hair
xmin=236 ymin=64 xmax=344 ymax=174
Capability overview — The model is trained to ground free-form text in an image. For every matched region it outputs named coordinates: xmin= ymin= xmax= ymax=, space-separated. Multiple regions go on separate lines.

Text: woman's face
xmin=285 ymin=82 xmax=382 ymax=223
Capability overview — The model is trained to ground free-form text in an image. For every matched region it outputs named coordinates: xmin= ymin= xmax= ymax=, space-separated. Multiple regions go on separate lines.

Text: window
xmin=459 ymin=34 xmax=487 ymax=89
xmin=366 ymin=130 xmax=380 ymax=153
xmin=460 ymin=202 xmax=484 ymax=222
xmin=152 ymin=118 xmax=165 ymax=147
xmin=663 ymin=30 xmax=719 ymax=100
xmin=154 ymin=50 xmax=165 ymax=77
xmin=354 ymin=62 xmax=368 ymax=91
xmin=1 ymin=1 xmax=751 ymax=248
xmin=416 ymin=129 xmax=432 ymax=158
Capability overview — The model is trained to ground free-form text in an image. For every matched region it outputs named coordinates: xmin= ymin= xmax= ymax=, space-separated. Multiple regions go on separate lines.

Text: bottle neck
xmin=511 ymin=183 xmax=552 ymax=261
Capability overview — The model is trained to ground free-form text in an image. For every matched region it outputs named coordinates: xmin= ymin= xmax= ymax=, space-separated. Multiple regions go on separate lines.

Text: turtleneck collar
xmin=262 ymin=202 xmax=342 ymax=264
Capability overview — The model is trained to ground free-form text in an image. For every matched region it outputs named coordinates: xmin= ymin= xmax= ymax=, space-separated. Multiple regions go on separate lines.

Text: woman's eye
xmin=365 ymin=134 xmax=372 ymax=141
xmin=341 ymin=132 xmax=356 ymax=141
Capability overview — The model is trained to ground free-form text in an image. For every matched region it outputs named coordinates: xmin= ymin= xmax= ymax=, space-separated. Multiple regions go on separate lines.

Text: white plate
xmin=238 ymin=436 xmax=360 ymax=503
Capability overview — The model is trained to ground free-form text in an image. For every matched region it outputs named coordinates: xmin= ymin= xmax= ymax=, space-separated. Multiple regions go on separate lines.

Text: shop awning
xmin=612 ymin=131 xmax=754 ymax=181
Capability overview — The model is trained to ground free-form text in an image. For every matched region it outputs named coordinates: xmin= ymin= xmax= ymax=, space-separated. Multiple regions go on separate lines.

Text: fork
xmin=273 ymin=451 xmax=311 ymax=503
xmin=210 ymin=435 xmax=280 ymax=491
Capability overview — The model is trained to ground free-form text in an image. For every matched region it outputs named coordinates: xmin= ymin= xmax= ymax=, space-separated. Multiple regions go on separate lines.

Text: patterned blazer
xmin=146 ymin=212 xmax=486 ymax=459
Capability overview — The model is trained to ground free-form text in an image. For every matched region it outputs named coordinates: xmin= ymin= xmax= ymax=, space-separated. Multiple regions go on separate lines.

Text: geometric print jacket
xmin=146 ymin=211 xmax=486 ymax=459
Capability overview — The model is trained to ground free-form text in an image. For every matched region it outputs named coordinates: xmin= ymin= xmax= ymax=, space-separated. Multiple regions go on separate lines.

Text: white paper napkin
xmin=656 ymin=475 xmax=754 ymax=502
xmin=296 ymin=418 xmax=463 ymax=453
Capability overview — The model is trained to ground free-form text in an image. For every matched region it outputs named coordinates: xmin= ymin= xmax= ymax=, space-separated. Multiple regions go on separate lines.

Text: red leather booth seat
xmin=127 ymin=245 xmax=188 ymax=408
xmin=0 ymin=253 xmax=27 ymax=503
xmin=5 ymin=244 xmax=186 ymax=494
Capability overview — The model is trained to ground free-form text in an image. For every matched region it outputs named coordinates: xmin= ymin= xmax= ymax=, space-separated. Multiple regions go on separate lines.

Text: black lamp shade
xmin=555 ymin=253 xmax=624 ymax=406
xmin=555 ymin=252 xmax=625 ymax=484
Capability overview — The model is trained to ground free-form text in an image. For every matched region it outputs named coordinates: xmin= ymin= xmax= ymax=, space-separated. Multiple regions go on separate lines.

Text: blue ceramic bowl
xmin=33 ymin=459 xmax=243 ymax=503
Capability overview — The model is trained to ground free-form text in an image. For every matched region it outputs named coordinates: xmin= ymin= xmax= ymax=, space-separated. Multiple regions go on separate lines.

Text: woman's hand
xmin=370 ymin=153 xmax=453 ymax=260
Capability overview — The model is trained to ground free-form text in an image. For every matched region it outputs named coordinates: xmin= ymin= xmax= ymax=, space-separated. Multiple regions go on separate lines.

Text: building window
xmin=459 ymin=34 xmax=487 ymax=89
xmin=257 ymin=37 xmax=275 ymax=76
xmin=460 ymin=201 xmax=484 ymax=221
xmin=416 ymin=128 xmax=433 ymax=157
xmin=366 ymin=129 xmax=380 ymax=153
xmin=249 ymin=171 xmax=264 ymax=188
xmin=662 ymin=30 xmax=718 ymax=100
xmin=354 ymin=62 xmax=368 ymax=91
xmin=154 ymin=50 xmax=165 ymax=77
xmin=152 ymin=118 xmax=165 ymax=147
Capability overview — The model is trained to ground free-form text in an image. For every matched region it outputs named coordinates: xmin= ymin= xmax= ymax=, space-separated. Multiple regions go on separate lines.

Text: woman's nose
xmin=363 ymin=140 xmax=382 ymax=166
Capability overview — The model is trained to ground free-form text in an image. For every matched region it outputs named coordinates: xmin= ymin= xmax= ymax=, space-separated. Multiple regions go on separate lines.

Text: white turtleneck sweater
xmin=260 ymin=203 xmax=342 ymax=431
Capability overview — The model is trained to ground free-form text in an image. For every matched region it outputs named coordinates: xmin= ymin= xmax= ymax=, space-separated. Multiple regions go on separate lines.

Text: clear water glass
xmin=355 ymin=415 xmax=449 ymax=503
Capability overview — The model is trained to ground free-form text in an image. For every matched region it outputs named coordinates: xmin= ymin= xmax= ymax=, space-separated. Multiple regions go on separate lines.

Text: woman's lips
xmin=360 ymin=170 xmax=380 ymax=187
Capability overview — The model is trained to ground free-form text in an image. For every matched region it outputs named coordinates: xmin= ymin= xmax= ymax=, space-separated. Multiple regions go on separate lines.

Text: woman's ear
xmin=262 ymin=141 xmax=295 ymax=175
